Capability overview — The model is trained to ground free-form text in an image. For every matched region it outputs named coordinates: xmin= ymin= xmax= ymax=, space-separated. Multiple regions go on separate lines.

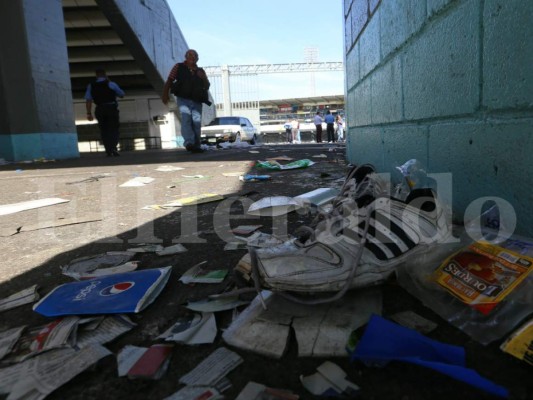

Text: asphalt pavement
xmin=0 ymin=142 xmax=530 ymax=400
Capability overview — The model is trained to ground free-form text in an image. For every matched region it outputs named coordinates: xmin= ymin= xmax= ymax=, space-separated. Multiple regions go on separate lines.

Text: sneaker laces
xmin=335 ymin=164 xmax=385 ymax=208
xmin=249 ymin=206 xmax=374 ymax=306
xmin=294 ymin=164 xmax=387 ymax=246
xmin=248 ymin=164 xmax=386 ymax=306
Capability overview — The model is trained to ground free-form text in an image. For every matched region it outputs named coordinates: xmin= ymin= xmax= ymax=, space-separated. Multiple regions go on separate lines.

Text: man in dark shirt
xmin=162 ymin=49 xmax=210 ymax=153
xmin=314 ymin=111 xmax=324 ymax=143
xmin=324 ymin=110 xmax=335 ymax=143
xmin=85 ymin=69 xmax=125 ymax=157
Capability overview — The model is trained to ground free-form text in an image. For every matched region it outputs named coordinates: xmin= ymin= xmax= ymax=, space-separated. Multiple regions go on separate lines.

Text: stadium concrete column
xmin=0 ymin=0 xmax=79 ymax=162
xmin=221 ymin=65 xmax=233 ymax=116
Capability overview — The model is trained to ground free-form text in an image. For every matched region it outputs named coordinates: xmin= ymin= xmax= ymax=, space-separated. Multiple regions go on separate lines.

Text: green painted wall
xmin=343 ymin=0 xmax=533 ymax=236
xmin=0 ymin=0 xmax=79 ymax=161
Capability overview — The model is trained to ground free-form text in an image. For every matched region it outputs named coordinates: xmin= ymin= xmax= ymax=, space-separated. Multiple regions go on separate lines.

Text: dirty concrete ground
xmin=0 ymin=144 xmax=531 ymax=400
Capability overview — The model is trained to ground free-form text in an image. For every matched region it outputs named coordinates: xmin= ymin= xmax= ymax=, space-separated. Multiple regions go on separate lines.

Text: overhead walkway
xmin=0 ymin=0 xmax=197 ymax=161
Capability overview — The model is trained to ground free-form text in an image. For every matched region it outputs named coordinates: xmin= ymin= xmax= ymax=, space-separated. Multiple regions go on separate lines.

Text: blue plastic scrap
xmin=240 ymin=174 xmax=271 ymax=182
xmin=351 ymin=314 xmax=509 ymax=398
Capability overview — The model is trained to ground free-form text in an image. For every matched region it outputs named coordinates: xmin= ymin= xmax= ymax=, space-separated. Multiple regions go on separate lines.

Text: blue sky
xmin=167 ymin=0 xmax=345 ymax=100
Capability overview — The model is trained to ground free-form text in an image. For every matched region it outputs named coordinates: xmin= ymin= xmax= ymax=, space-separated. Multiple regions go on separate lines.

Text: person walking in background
xmin=284 ymin=120 xmax=293 ymax=143
xmin=291 ymin=117 xmax=300 ymax=144
xmin=85 ymin=69 xmax=125 ymax=157
xmin=336 ymin=114 xmax=345 ymax=142
xmin=162 ymin=49 xmax=210 ymax=154
xmin=325 ymin=110 xmax=335 ymax=143
xmin=314 ymin=111 xmax=323 ymax=143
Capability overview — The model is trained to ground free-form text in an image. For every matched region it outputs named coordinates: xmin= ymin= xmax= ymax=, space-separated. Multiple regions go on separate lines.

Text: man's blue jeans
xmin=177 ymin=97 xmax=202 ymax=148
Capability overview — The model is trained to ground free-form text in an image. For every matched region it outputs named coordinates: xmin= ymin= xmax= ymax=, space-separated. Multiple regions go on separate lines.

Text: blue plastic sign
xmin=33 ymin=267 xmax=172 ymax=316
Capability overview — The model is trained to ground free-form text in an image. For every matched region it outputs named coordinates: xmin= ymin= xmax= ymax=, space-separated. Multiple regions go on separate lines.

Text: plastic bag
xmin=255 ymin=159 xmax=314 ymax=170
xmin=396 ymin=211 xmax=533 ymax=345
xmin=239 ymin=174 xmax=271 ymax=182
xmin=393 ymin=159 xmax=437 ymax=201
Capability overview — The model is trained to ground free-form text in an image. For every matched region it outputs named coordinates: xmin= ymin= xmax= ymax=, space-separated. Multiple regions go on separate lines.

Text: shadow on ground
xmin=0 ymin=144 xmax=531 ymax=400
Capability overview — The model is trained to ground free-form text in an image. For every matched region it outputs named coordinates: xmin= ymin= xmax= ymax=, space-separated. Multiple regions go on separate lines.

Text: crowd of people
xmin=284 ymin=111 xmax=345 ymax=144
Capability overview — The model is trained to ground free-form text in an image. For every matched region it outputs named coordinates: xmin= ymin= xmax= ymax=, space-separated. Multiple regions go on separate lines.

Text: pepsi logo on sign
xmin=99 ymin=281 xmax=135 ymax=296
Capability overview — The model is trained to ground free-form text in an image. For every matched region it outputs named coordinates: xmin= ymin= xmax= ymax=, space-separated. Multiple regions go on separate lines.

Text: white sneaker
xmin=250 ymin=164 xmax=451 ymax=296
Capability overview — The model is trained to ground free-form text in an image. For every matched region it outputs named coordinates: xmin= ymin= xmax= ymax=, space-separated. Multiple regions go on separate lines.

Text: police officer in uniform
xmin=85 ymin=69 xmax=125 ymax=156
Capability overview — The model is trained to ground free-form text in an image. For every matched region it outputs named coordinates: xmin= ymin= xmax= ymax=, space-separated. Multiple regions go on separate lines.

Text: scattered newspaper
xmin=232 ymin=225 xmax=263 ymax=235
xmin=126 ymin=244 xmax=164 ymax=253
xmin=233 ymin=253 xmax=252 ymax=280
xmin=63 ymin=261 xmax=139 ymax=280
xmin=179 ymin=347 xmax=243 ymax=387
xmin=226 ymin=232 xmax=286 ymax=252
xmin=0 ymin=344 xmax=111 ymax=400
xmin=300 ymin=361 xmax=359 ymax=397
xmin=117 ymin=344 xmax=173 ymax=379
xmin=236 ymin=382 xmax=299 ymax=400
xmin=75 ymin=315 xmax=136 ymax=349
xmin=186 ymin=296 xmax=250 ymax=313
xmin=0 ymin=327 xmax=25 ymax=361
xmin=119 ymin=177 xmax=155 ymax=187
xmin=179 ymin=262 xmax=228 ymax=284
xmin=164 ymin=386 xmax=222 ymax=400
xmin=3 ymin=317 xmax=79 ymax=364
xmin=143 ymin=193 xmax=224 ymax=210
xmin=1 ymin=315 xmax=134 ymax=365
xmin=155 ymin=165 xmax=185 ymax=172
xmin=61 ymin=252 xmax=135 ymax=279
xmin=0 ymin=285 xmax=39 ymax=313
xmin=158 ymin=312 xmax=217 ymax=345
xmin=156 ymin=244 xmax=188 ymax=256
xmin=247 ymin=196 xmax=301 ymax=217
xmin=293 ymin=187 xmax=340 ymax=207
xmin=0 ymin=198 xmax=69 ymax=216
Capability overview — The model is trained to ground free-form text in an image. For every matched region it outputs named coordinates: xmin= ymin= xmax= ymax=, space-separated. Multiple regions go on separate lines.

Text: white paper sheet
xmin=0 ymin=285 xmax=39 ymax=313
xmin=179 ymin=347 xmax=243 ymax=387
xmin=119 ymin=177 xmax=154 ymax=187
xmin=158 ymin=312 xmax=217 ymax=345
xmin=0 ymin=198 xmax=69 ymax=216
xmin=247 ymin=196 xmax=301 ymax=216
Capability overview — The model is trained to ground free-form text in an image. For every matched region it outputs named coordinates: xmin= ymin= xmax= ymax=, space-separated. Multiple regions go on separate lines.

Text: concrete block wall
xmin=343 ymin=0 xmax=533 ymax=236
xmin=0 ymin=0 xmax=78 ymax=161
